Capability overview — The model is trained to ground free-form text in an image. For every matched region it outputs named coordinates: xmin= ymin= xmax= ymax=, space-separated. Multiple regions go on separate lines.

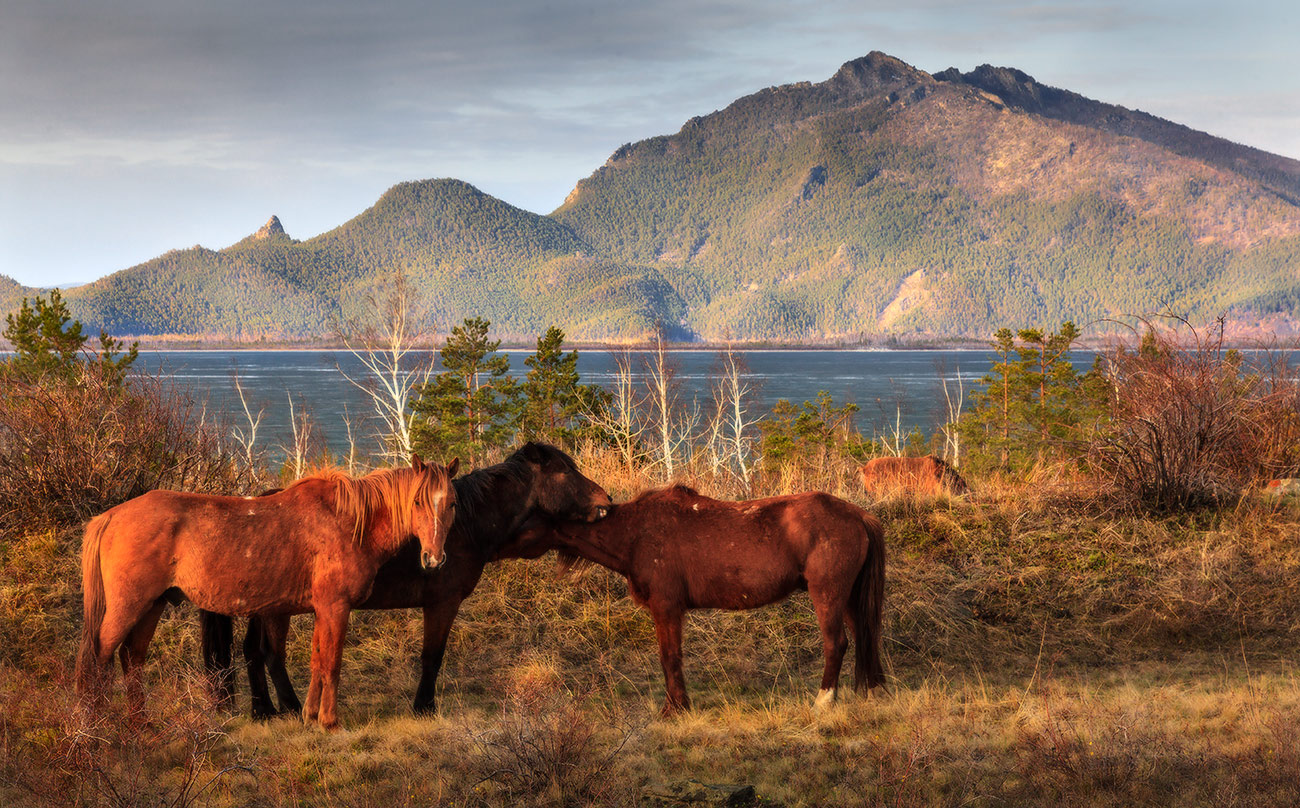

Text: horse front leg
xmin=312 ymin=604 xmax=350 ymax=731
xmin=263 ymin=614 xmax=301 ymax=715
xmin=652 ymin=607 xmax=689 ymax=716
xmin=303 ymin=618 xmax=324 ymax=724
xmin=412 ymin=597 xmax=464 ymax=714
xmin=243 ymin=615 xmax=278 ymax=719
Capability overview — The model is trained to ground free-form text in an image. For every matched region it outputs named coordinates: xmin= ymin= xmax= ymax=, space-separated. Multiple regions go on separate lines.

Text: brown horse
xmin=201 ymin=442 xmax=613 ymax=718
xmin=860 ymin=455 xmax=970 ymax=497
xmin=77 ymin=456 xmax=458 ymax=729
xmin=502 ymin=485 xmax=887 ymax=714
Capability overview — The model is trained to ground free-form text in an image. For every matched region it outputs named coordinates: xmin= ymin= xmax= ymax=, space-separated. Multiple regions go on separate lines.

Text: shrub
xmin=0 ymin=364 xmax=254 ymax=532
xmin=1088 ymin=322 xmax=1300 ymax=510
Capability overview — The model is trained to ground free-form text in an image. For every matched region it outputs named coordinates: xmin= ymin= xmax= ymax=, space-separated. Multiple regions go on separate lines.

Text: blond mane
xmin=288 ymin=465 xmax=451 ymax=544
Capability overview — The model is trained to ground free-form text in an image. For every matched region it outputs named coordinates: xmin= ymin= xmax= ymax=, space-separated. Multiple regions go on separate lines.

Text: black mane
xmin=448 ymin=442 xmax=578 ymax=553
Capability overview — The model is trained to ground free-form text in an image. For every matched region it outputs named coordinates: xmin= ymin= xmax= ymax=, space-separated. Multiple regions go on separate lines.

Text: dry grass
xmin=4 ymin=456 xmax=1300 ymax=806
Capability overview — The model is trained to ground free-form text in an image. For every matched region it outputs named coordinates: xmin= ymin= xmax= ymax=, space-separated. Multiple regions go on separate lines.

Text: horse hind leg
xmin=117 ymin=598 xmax=168 ymax=716
xmin=810 ymin=587 xmax=849 ymax=710
xmin=199 ymin=610 xmax=236 ymax=709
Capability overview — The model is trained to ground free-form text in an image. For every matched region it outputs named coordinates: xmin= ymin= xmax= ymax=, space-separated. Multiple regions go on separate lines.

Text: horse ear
xmin=446 ymin=457 xmax=460 ymax=477
xmin=521 ymin=442 xmax=544 ymax=464
xmin=411 ymin=453 xmax=425 ymax=470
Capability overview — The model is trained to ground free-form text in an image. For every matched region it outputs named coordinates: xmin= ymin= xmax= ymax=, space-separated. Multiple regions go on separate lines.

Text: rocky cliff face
xmin=252 ymin=215 xmax=287 ymax=241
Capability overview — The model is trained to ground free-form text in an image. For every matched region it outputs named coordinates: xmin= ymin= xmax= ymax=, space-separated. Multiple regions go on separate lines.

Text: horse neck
xmin=454 ymin=464 xmax=536 ymax=557
xmin=549 ymin=520 xmax=631 ymax=575
xmin=358 ymin=500 xmax=413 ymax=560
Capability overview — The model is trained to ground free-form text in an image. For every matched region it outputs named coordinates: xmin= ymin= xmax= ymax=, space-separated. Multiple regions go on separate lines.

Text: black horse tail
xmin=852 ymin=511 xmax=887 ymax=693
xmin=200 ymin=610 xmax=236 ymax=705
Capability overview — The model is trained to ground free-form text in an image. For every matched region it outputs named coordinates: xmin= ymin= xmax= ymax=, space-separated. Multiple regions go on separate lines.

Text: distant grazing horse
xmin=202 ymin=442 xmax=613 ymax=718
xmin=77 ymin=456 xmax=458 ymax=730
xmin=860 ymin=455 xmax=971 ymax=498
xmin=502 ymin=485 xmax=887 ymax=714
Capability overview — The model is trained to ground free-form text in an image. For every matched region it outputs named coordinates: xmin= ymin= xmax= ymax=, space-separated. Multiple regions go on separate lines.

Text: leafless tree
xmin=334 ymin=270 xmax=434 ymax=465
xmin=277 ymin=392 xmax=318 ymax=480
xmin=582 ymin=347 xmax=644 ymax=474
xmin=643 ymin=333 xmax=696 ymax=481
xmin=939 ymin=364 xmax=966 ymax=467
xmin=230 ymin=372 xmax=265 ymax=477
xmin=706 ymin=343 xmax=757 ymax=489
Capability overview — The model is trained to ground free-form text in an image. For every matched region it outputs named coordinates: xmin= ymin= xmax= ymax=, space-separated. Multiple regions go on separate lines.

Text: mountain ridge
xmin=8 ymin=52 xmax=1297 ymax=343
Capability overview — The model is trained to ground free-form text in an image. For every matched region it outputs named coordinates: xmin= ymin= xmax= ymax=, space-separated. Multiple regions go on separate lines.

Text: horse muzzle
xmin=421 ymin=550 xmax=447 ymax=571
xmin=589 ymin=505 xmax=611 ymax=522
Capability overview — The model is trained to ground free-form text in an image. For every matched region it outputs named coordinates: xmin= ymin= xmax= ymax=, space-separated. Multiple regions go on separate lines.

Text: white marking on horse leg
xmin=814 ymin=688 xmax=837 ymax=710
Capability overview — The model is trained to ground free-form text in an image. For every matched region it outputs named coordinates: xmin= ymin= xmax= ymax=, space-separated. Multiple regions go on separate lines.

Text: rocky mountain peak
xmin=827 ymin=51 xmax=929 ymax=96
xmin=253 ymin=215 xmax=286 ymax=240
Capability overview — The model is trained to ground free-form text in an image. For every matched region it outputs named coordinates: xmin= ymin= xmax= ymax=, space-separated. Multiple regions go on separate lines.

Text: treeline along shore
xmin=2 ymin=288 xmax=1300 ymax=807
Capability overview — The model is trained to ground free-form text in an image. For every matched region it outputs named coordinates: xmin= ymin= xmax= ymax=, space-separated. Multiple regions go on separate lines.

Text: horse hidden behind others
xmin=502 ymin=485 xmax=887 ymax=714
xmin=860 ymin=455 xmax=971 ymax=498
xmin=76 ymin=456 xmax=458 ymax=730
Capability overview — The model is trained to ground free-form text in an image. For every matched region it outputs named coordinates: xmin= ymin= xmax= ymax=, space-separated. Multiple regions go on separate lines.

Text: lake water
xmin=131 ymin=349 xmax=1041 ymax=458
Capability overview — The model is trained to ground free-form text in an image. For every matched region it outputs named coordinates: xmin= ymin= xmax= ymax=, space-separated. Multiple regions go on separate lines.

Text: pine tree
xmin=410 ymin=317 xmax=520 ymax=462
xmin=957 ymin=321 xmax=1104 ymax=471
xmin=519 ymin=326 xmax=608 ymax=446
xmin=2 ymin=290 xmax=138 ymax=384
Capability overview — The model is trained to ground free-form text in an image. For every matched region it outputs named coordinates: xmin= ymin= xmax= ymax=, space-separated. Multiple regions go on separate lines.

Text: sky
xmin=2 ymin=0 xmax=1297 ymax=287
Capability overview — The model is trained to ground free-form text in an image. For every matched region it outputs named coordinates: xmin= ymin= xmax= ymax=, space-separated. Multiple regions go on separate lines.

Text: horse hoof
xmin=659 ymin=702 xmax=688 ymax=718
xmin=411 ymin=701 xmax=437 ymax=716
xmin=813 ymin=688 xmax=838 ymax=710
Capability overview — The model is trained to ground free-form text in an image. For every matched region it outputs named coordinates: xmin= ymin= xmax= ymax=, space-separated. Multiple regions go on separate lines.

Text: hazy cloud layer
xmin=1 ymin=0 xmax=1296 ymax=285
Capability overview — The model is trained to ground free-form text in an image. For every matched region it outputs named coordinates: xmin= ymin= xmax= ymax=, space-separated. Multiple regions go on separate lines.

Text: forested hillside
xmin=15 ymin=52 xmax=1300 ymax=342
xmin=555 ymin=52 xmax=1300 ymax=340
xmin=54 ymin=180 xmax=683 ymax=340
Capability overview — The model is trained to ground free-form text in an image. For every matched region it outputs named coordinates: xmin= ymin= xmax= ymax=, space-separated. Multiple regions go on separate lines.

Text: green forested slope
xmin=554 ymin=52 xmax=1300 ymax=340
xmin=61 ymin=179 xmax=683 ymax=340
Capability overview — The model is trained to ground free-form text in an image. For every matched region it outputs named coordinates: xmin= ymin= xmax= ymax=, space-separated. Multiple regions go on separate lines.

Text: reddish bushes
xmin=0 ymin=364 xmax=254 ymax=532
xmin=1090 ymin=324 xmax=1300 ymax=510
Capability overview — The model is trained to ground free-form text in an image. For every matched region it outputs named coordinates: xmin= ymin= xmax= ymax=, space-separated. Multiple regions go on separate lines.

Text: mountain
xmin=59 ymin=179 xmax=684 ymax=340
xmin=554 ymin=52 xmax=1300 ymax=340
xmin=35 ymin=52 xmax=1300 ymax=342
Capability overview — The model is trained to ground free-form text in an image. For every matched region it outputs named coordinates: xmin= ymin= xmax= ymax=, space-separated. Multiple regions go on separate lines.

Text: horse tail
xmin=76 ymin=513 xmax=111 ymax=696
xmin=200 ymin=610 xmax=236 ymax=705
xmin=852 ymin=511 xmax=887 ymax=693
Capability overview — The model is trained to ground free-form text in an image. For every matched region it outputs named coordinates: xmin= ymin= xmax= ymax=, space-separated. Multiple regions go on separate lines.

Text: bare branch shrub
xmin=335 ymin=269 xmax=434 ymax=465
xmin=466 ymin=656 xmax=637 ymax=807
xmin=1089 ymin=319 xmax=1300 ymax=509
xmin=0 ymin=665 xmax=248 ymax=808
xmin=0 ymin=364 xmax=255 ymax=532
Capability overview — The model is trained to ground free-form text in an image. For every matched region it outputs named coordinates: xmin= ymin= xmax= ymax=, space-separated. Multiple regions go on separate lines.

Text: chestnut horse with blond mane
xmin=76 ymin=456 xmax=458 ymax=729
xmin=503 ymin=485 xmax=886 ymax=714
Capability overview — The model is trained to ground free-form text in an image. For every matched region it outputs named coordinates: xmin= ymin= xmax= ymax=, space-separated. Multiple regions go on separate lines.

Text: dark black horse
xmin=201 ymin=442 xmax=611 ymax=717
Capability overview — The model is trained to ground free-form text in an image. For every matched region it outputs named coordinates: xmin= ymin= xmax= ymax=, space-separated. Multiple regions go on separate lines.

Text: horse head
xmin=410 ymin=454 xmax=459 ymax=570
xmin=516 ymin=442 xmax=612 ymax=523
